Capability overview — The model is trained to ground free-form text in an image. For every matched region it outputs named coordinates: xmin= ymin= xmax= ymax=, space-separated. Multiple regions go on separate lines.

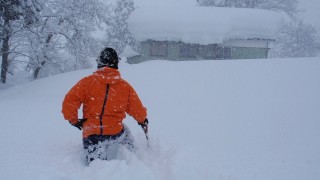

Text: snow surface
xmin=128 ymin=5 xmax=285 ymax=44
xmin=1 ymin=57 xmax=320 ymax=180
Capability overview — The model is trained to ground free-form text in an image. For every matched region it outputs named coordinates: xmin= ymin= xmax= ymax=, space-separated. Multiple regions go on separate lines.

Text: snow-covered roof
xmin=128 ymin=5 xmax=285 ymax=45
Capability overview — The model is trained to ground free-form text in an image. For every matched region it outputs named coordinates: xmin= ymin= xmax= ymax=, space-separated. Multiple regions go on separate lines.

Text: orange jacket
xmin=62 ymin=67 xmax=147 ymax=138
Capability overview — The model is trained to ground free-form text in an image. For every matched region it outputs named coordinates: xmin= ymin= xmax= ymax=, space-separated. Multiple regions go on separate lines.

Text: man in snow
xmin=62 ymin=47 xmax=148 ymax=165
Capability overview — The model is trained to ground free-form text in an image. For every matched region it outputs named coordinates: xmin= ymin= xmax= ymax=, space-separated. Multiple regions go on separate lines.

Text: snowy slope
xmin=0 ymin=58 xmax=320 ymax=180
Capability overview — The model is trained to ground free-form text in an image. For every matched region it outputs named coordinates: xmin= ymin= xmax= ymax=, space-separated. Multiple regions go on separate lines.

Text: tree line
xmin=0 ymin=0 xmax=134 ymax=83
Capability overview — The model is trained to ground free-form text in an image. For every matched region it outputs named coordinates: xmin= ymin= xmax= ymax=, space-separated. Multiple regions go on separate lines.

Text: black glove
xmin=70 ymin=118 xmax=87 ymax=130
xmin=138 ymin=118 xmax=148 ymax=134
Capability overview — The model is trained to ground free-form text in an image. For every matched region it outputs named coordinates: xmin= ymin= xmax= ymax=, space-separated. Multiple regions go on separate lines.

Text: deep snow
xmin=0 ymin=58 xmax=320 ymax=180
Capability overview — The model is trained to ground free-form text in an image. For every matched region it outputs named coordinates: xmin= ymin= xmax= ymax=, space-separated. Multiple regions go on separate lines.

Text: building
xmin=126 ymin=5 xmax=284 ymax=63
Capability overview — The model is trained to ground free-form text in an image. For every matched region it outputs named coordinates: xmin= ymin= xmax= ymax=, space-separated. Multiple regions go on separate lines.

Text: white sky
xmin=298 ymin=0 xmax=320 ymax=33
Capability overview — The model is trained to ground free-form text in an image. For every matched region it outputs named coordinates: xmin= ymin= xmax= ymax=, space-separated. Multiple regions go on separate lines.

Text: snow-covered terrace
xmin=128 ymin=5 xmax=286 ymax=45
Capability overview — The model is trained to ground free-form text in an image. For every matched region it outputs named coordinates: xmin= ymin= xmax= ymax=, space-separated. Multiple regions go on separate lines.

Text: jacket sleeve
xmin=61 ymin=78 xmax=87 ymax=125
xmin=126 ymin=85 xmax=147 ymax=123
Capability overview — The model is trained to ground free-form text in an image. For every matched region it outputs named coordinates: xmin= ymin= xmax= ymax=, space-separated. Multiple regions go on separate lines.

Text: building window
xmin=180 ymin=44 xmax=200 ymax=58
xmin=216 ymin=47 xmax=231 ymax=59
xmin=199 ymin=44 xmax=217 ymax=59
xmin=223 ymin=47 xmax=231 ymax=59
xmin=150 ymin=41 xmax=168 ymax=57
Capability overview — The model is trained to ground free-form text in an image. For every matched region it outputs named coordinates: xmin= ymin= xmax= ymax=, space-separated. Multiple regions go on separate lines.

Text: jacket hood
xmin=93 ymin=67 xmax=121 ymax=85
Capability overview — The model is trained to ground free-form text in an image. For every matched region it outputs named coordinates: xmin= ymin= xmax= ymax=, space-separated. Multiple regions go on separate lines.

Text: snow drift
xmin=0 ymin=57 xmax=320 ymax=180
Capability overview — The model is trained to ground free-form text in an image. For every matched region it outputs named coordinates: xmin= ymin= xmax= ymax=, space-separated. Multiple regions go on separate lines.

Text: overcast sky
xmin=298 ymin=0 xmax=320 ymax=32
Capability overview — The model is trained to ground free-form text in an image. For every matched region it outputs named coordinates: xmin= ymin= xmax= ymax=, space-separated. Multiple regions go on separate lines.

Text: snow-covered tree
xmin=103 ymin=0 xmax=135 ymax=54
xmin=270 ymin=20 xmax=320 ymax=58
xmin=23 ymin=0 xmax=108 ymax=79
xmin=0 ymin=0 xmax=42 ymax=83
xmin=1 ymin=0 xmax=137 ymax=81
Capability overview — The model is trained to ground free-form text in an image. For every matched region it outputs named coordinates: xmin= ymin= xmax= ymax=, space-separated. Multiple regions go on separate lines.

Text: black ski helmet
xmin=96 ymin=47 xmax=119 ymax=69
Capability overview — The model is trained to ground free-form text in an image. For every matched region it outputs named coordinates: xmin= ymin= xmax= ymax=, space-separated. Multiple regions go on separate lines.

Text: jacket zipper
xmin=100 ymin=84 xmax=110 ymax=134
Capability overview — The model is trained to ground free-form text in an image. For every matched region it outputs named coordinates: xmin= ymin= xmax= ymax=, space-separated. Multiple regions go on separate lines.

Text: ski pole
xmin=138 ymin=118 xmax=151 ymax=149
xmin=144 ymin=130 xmax=151 ymax=149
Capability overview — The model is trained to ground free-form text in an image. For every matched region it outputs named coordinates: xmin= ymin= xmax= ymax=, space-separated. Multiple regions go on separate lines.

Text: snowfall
xmin=0 ymin=0 xmax=320 ymax=179
xmin=0 ymin=56 xmax=320 ymax=180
